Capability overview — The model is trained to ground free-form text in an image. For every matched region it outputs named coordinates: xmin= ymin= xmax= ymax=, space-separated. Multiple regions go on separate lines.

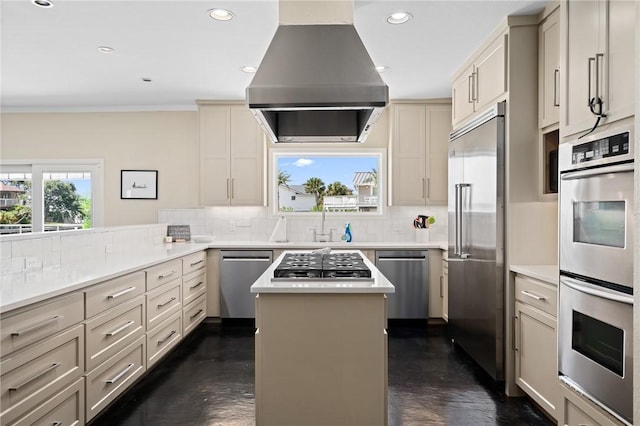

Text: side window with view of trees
xmin=0 ymin=167 xmax=96 ymax=234
xmin=275 ymin=153 xmax=382 ymax=214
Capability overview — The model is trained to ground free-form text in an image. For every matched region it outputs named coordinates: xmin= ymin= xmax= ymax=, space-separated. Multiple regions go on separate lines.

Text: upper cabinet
xmin=561 ymin=0 xmax=635 ymax=139
xmin=199 ymin=104 xmax=265 ymax=206
xmin=538 ymin=6 xmax=560 ymax=129
xmin=391 ymin=102 xmax=452 ymax=206
xmin=451 ymin=33 xmax=507 ymax=128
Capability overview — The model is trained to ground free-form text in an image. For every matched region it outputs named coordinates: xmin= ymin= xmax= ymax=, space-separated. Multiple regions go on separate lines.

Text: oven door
xmin=559 ymin=162 xmax=634 ymax=288
xmin=559 ymin=275 xmax=634 ymax=423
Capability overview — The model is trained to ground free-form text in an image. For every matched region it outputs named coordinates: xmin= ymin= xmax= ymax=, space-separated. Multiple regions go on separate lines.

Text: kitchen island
xmin=251 ymin=250 xmax=394 ymax=426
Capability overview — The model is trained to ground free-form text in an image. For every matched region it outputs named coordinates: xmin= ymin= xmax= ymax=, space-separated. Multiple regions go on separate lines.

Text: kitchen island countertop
xmin=250 ymin=250 xmax=395 ymax=294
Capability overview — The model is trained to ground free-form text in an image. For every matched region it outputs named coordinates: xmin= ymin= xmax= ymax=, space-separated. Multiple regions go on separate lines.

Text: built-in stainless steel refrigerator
xmin=448 ymin=102 xmax=505 ymax=381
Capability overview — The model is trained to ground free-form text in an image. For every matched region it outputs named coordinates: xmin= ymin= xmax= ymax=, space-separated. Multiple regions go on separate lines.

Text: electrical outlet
xmin=229 ymin=220 xmax=236 ymax=232
xmin=25 ymin=257 xmax=42 ymax=270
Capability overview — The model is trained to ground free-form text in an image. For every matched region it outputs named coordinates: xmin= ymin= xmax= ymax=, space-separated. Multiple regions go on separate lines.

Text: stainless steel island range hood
xmin=246 ymin=24 xmax=389 ymax=143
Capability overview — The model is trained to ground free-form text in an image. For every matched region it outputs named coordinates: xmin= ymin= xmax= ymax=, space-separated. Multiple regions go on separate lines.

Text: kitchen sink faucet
xmin=310 ymin=208 xmax=336 ymax=242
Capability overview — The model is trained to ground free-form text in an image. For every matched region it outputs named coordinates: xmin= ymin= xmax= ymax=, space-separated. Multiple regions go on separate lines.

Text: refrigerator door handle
xmin=455 ymin=183 xmax=470 ymax=256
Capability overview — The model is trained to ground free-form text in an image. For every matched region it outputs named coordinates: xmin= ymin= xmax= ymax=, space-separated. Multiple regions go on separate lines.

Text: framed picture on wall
xmin=121 ymin=170 xmax=158 ymax=199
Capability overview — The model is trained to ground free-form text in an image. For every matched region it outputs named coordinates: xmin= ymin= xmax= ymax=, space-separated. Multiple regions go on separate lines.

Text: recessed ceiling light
xmin=241 ymin=66 xmax=257 ymax=73
xmin=387 ymin=12 xmax=412 ymax=25
xmin=376 ymin=66 xmax=390 ymax=73
xmin=97 ymin=46 xmax=115 ymax=54
xmin=209 ymin=8 xmax=234 ymax=21
xmin=32 ymin=0 xmax=54 ymax=8
xmin=141 ymin=78 xmax=152 ymax=83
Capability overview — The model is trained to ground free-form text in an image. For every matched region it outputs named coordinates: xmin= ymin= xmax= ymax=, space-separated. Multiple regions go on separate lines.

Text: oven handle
xmin=560 ymin=276 xmax=633 ymax=305
xmin=560 ymin=163 xmax=634 ymax=180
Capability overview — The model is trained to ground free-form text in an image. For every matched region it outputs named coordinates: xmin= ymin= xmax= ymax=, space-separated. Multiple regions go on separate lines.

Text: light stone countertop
xmin=0 ymin=240 xmax=443 ymax=313
xmin=250 ymin=250 xmax=395 ymax=294
xmin=510 ymin=265 xmax=559 ymax=286
xmin=0 ymin=243 xmax=209 ymax=313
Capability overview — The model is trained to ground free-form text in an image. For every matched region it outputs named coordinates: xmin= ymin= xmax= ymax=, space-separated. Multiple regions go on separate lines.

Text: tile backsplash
xmin=158 ymin=206 xmax=448 ymax=244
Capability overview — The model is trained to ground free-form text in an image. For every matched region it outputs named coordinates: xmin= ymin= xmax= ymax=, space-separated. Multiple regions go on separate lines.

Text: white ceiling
xmin=0 ymin=0 xmax=548 ymax=112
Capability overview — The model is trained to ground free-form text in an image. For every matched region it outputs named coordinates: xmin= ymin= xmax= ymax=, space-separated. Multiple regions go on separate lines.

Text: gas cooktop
xmin=273 ymin=252 xmax=372 ymax=280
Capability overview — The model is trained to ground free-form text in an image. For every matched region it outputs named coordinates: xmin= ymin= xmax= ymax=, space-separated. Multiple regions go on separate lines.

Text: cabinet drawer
xmin=515 ymin=276 xmax=557 ymax=317
xmin=183 ymin=270 xmax=206 ymax=306
xmin=183 ymin=294 xmax=206 ymax=336
xmin=7 ymin=377 xmax=84 ymax=426
xmin=85 ymin=271 xmax=145 ymax=318
xmin=85 ymin=296 xmax=145 ymax=372
xmin=146 ymin=279 xmax=182 ymax=330
xmin=1 ymin=293 xmax=84 ymax=356
xmin=145 ymin=259 xmax=182 ymax=291
xmin=0 ymin=325 xmax=83 ymax=425
xmin=182 ymin=251 xmax=206 ymax=275
xmin=147 ymin=311 xmax=182 ymax=368
xmin=85 ymin=335 xmax=145 ymax=421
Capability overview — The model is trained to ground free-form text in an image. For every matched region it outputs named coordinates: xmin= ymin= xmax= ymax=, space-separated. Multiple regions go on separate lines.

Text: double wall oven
xmin=558 ymin=125 xmax=634 ymax=425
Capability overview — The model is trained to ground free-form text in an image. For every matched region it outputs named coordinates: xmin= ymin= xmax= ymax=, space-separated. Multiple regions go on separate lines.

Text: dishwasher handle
xmin=221 ymin=257 xmax=272 ymax=262
xmin=377 ymin=257 xmax=427 ymax=261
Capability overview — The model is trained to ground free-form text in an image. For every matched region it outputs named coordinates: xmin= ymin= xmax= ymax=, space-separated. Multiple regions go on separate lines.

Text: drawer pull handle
xmin=157 ymin=270 xmax=176 ymax=280
xmin=158 ymin=330 xmax=176 ymax=345
xmin=190 ymin=260 xmax=204 ymax=267
xmin=9 ymin=362 xmax=61 ymax=391
xmin=107 ymin=286 xmax=136 ymax=299
xmin=52 ymin=422 xmax=62 ymax=426
xmin=157 ymin=297 xmax=177 ymax=308
xmin=190 ymin=309 xmax=204 ymax=321
xmin=105 ymin=363 xmax=135 ymax=385
xmin=106 ymin=320 xmax=135 ymax=337
xmin=189 ymin=281 xmax=204 ymax=290
xmin=11 ymin=315 xmax=63 ymax=337
xmin=521 ymin=290 xmax=546 ymax=301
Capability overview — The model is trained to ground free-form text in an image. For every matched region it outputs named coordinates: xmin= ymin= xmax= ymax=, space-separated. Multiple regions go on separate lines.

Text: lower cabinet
xmin=146 ymin=311 xmax=182 ymax=368
xmin=513 ymin=275 xmax=560 ymax=421
xmin=85 ymin=336 xmax=146 ymax=421
xmin=6 ymin=377 xmax=85 ymax=426
xmin=560 ymin=381 xmax=627 ymax=426
xmin=442 ymin=259 xmax=448 ymax=322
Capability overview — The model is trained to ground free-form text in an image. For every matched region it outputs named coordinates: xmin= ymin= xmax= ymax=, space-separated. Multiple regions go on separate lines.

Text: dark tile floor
xmin=91 ymin=322 xmax=553 ymax=426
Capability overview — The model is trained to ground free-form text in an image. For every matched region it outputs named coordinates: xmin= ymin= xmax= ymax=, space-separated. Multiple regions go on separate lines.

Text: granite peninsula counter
xmin=251 ymin=250 xmax=393 ymax=426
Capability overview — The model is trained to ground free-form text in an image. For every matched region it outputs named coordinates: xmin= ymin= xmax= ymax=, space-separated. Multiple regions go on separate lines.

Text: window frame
xmin=269 ymin=148 xmax=386 ymax=217
xmin=0 ymin=159 xmax=104 ymax=233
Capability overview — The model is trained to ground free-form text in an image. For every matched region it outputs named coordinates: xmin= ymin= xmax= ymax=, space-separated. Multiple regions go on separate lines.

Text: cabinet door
xmin=428 ymin=250 xmax=443 ymax=319
xmin=200 ymin=106 xmax=231 ymax=205
xmin=474 ymin=34 xmax=507 ymax=111
xmin=451 ymin=65 xmax=475 ymax=128
xmin=391 ymin=104 xmax=426 ymax=206
xmin=515 ymin=301 xmax=559 ymax=419
xmin=229 ymin=106 xmax=264 ymax=206
xmin=563 ymin=0 xmax=605 ymax=136
xmin=604 ymin=0 xmax=635 ymax=125
xmin=539 ymin=8 xmax=560 ymax=128
xmin=426 ymin=105 xmax=451 ymax=203
xmin=442 ymin=260 xmax=448 ymax=322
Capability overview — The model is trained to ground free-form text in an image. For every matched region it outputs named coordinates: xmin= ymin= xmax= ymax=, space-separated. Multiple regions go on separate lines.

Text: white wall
xmin=0 ymin=111 xmax=199 ymax=226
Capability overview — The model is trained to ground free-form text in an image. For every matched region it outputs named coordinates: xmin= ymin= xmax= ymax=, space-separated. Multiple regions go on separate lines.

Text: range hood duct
xmin=246 ymin=24 xmax=389 ymax=143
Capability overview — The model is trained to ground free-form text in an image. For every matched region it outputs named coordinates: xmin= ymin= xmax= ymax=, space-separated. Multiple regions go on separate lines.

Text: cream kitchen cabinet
xmin=561 ymin=0 xmax=635 ymax=139
xmin=538 ymin=6 xmax=560 ymax=129
xmin=514 ymin=275 xmax=560 ymax=420
xmin=451 ymin=33 xmax=507 ymax=128
xmin=442 ymin=258 xmax=448 ymax=322
xmin=428 ymin=250 xmax=443 ymax=319
xmin=199 ymin=103 xmax=265 ymax=206
xmin=391 ymin=102 xmax=451 ymax=206
xmin=560 ymin=381 xmax=626 ymax=426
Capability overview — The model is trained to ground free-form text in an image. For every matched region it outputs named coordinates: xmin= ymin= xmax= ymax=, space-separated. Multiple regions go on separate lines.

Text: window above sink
xmin=270 ymin=149 xmax=386 ymax=216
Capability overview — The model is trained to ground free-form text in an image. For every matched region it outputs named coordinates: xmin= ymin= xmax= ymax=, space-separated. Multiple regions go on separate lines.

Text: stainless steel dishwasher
xmin=220 ymin=250 xmax=273 ymax=318
xmin=375 ymin=250 xmax=429 ymax=319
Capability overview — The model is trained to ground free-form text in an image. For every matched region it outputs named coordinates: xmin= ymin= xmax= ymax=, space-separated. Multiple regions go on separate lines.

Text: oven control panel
xmin=572 ymin=131 xmax=629 ymax=165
